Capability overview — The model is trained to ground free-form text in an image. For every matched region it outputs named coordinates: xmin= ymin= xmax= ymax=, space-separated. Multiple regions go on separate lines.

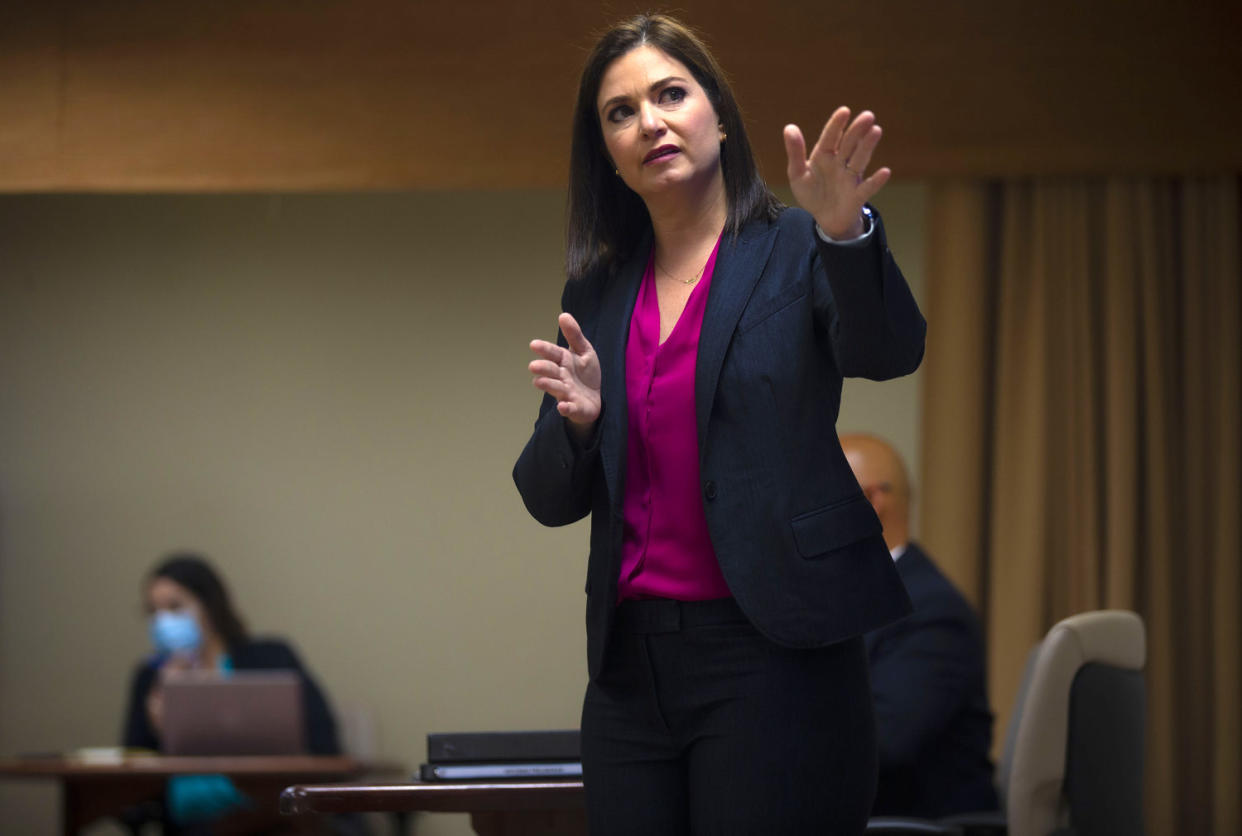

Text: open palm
xmin=528 ymin=312 xmax=602 ymax=428
xmin=784 ymin=106 xmax=891 ymax=239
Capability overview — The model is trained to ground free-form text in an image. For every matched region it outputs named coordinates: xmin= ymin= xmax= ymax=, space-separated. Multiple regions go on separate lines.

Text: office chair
xmin=1002 ymin=609 xmax=1146 ymax=836
xmin=871 ymin=609 xmax=1146 ymax=836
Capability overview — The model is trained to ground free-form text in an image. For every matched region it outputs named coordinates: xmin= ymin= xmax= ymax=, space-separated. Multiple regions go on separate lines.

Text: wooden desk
xmin=0 ymin=755 xmax=371 ymax=835
xmin=281 ymin=779 xmax=588 ymax=836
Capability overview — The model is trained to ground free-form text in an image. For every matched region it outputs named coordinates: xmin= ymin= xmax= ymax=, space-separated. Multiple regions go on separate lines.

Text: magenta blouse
xmin=617 ymin=236 xmax=733 ymax=602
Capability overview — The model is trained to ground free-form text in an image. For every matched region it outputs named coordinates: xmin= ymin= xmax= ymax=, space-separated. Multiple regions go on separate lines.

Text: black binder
xmin=426 ymin=729 xmax=580 ymax=764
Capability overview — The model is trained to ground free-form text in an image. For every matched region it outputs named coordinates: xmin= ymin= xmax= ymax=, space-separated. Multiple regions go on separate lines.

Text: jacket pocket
xmin=791 ymin=494 xmax=882 ymax=558
xmin=736 ymin=289 xmax=807 ymax=336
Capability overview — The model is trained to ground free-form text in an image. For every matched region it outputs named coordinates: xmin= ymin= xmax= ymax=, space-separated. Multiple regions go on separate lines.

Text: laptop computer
xmin=160 ymin=670 xmax=306 ymax=756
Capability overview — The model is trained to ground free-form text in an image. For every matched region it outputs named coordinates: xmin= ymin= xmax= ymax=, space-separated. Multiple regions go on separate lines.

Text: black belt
xmin=613 ymin=597 xmax=748 ymax=634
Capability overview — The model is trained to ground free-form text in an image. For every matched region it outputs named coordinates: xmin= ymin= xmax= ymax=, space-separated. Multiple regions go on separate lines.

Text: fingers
xmin=558 ymin=312 xmax=594 ymax=357
xmin=529 ymin=332 xmax=582 ymax=401
xmin=529 ymin=344 xmax=573 ymax=401
xmin=857 ymin=167 xmax=892 ymax=204
xmin=838 ymin=111 xmax=876 ymax=164
xmin=536 ymin=376 xmax=598 ymax=424
xmin=808 ymin=106 xmax=851 ymax=165
xmin=787 ymin=108 xmax=885 ymax=178
xmin=784 ymin=105 xmax=891 ymax=227
xmin=783 ymin=124 xmax=807 ymax=179
xmin=528 ymin=314 xmax=600 ymax=415
xmin=844 ymin=125 xmax=882 ymax=178
xmin=557 ymin=399 xmax=599 ymax=425
xmin=532 ymin=374 xmax=573 ymax=400
xmin=530 ymin=313 xmax=593 ymax=375
xmin=529 ymin=338 xmax=567 ymax=365
xmin=557 ymin=400 xmax=587 ymax=420
xmin=528 ymin=358 xmax=563 ymax=379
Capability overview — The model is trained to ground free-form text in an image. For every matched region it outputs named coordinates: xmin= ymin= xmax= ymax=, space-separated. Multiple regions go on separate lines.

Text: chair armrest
xmin=939 ymin=810 xmax=1007 ymax=836
xmin=866 ymin=816 xmax=965 ymax=835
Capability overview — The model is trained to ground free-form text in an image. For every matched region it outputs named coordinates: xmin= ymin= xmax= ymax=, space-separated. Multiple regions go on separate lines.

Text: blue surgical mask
xmin=149 ymin=610 xmax=203 ymax=655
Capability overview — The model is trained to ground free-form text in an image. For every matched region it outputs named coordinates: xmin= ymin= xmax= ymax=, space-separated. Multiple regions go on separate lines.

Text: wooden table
xmin=0 ymin=755 xmax=373 ymax=835
xmin=279 ymin=781 xmax=968 ymax=836
xmin=281 ymin=779 xmax=588 ymax=836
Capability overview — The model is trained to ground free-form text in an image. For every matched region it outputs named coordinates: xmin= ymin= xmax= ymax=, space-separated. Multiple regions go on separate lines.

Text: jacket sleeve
xmin=512 ymin=278 xmax=602 ymax=527
xmin=283 ymin=645 xmax=341 ymax=756
xmin=811 ymin=207 xmax=927 ymax=380
xmin=301 ymin=676 xmax=341 ymax=755
xmin=869 ymin=598 xmax=981 ymax=767
xmin=121 ymin=662 xmax=160 ymax=750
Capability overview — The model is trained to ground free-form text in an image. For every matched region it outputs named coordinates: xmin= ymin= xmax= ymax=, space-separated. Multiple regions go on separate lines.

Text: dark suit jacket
xmin=866 ymin=542 xmax=998 ymax=817
xmin=514 ymin=206 xmax=926 ymax=679
xmin=123 ymin=637 xmax=341 ymax=755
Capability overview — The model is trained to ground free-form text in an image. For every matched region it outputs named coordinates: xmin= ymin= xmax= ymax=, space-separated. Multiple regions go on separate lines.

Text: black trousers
xmin=580 ymin=597 xmax=877 ymax=836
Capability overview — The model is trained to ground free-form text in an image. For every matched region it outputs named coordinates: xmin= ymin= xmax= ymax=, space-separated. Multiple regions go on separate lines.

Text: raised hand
xmin=784 ymin=107 xmax=891 ymax=239
xmin=529 ymin=312 xmax=602 ymax=431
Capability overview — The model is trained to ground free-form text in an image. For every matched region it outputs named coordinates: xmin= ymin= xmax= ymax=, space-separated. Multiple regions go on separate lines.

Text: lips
xmin=643 ymin=145 xmax=680 ymax=164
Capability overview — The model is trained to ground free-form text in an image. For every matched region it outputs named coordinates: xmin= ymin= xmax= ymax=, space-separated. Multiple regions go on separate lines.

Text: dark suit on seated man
xmin=843 ymin=434 xmax=998 ymax=818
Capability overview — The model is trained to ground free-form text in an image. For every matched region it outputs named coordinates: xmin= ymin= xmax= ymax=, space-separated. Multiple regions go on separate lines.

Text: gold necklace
xmin=655 ymin=257 xmax=707 ymax=285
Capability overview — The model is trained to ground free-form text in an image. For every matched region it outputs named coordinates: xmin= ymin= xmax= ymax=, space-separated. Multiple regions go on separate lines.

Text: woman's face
xmin=146 ymin=576 xmax=200 ymax=618
xmin=596 ymin=45 xmax=724 ymax=202
xmin=145 ymin=576 xmax=213 ymax=654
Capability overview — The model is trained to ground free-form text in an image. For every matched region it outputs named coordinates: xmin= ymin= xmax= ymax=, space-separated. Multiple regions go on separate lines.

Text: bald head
xmin=840 ymin=433 xmax=911 ymax=551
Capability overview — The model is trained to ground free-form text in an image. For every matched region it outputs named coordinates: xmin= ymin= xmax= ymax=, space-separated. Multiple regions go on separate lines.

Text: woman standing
xmin=514 ymin=14 xmax=925 ymax=835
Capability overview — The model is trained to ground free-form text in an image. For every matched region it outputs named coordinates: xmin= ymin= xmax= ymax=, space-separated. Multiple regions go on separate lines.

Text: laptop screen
xmin=160 ymin=670 xmax=305 ymax=756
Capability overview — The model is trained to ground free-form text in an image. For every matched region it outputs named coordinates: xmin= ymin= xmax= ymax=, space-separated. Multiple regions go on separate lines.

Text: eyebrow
xmin=599 ymin=76 xmax=689 ymax=115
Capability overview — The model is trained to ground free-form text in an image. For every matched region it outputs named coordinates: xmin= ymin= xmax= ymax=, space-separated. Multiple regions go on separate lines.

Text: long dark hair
xmin=148 ymin=552 xmax=249 ymax=652
xmin=566 ymin=14 xmax=782 ymax=282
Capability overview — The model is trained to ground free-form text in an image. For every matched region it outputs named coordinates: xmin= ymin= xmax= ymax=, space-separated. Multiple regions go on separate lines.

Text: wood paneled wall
xmin=1 ymin=1 xmax=1239 ymax=190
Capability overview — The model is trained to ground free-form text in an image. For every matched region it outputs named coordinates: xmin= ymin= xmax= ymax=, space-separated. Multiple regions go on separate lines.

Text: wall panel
xmin=1 ymin=1 xmax=1238 ymax=190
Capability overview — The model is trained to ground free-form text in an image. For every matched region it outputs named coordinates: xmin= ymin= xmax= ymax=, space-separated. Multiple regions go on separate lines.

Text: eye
xmin=607 ymin=104 xmax=634 ymax=123
xmin=659 ymin=86 xmax=686 ymax=105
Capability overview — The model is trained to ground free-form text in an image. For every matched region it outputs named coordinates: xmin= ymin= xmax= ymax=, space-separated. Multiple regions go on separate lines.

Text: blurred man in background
xmin=842 ymin=434 xmax=998 ymax=818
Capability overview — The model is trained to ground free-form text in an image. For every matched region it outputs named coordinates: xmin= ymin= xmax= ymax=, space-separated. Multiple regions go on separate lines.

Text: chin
xmin=640 ymin=165 xmax=695 ymax=187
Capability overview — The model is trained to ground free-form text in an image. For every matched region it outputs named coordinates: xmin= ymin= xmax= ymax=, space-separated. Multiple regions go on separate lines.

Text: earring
xmin=720 ymin=132 xmax=727 ymax=142
xmin=615 ymin=169 xmax=620 ymax=176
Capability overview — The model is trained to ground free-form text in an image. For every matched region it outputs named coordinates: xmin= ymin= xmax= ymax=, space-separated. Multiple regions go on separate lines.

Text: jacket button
xmin=703 ymin=480 xmax=717 ymax=501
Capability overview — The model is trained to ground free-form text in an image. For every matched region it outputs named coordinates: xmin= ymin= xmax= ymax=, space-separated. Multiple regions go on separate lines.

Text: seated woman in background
xmin=122 ymin=552 xmax=341 ymax=831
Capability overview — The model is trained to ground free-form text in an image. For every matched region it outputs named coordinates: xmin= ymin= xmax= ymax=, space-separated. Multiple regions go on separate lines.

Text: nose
xmin=638 ymin=102 xmax=666 ymax=138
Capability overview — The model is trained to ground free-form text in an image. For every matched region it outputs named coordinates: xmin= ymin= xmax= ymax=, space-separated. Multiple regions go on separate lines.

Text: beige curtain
xmin=919 ymin=177 xmax=1241 ymax=835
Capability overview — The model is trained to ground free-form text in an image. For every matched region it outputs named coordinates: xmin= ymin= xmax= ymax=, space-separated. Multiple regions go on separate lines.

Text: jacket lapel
xmin=595 ymin=235 xmax=649 ymax=511
xmin=695 ymin=219 xmax=780 ymax=453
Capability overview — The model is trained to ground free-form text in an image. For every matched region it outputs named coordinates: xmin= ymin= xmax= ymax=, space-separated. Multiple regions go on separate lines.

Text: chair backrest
xmin=995 ymin=641 xmax=1044 ymax=811
xmin=335 ymin=702 xmax=376 ymax=760
xmin=1005 ymin=610 xmax=1146 ymax=836
xmin=1062 ymin=660 xmax=1145 ymax=835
